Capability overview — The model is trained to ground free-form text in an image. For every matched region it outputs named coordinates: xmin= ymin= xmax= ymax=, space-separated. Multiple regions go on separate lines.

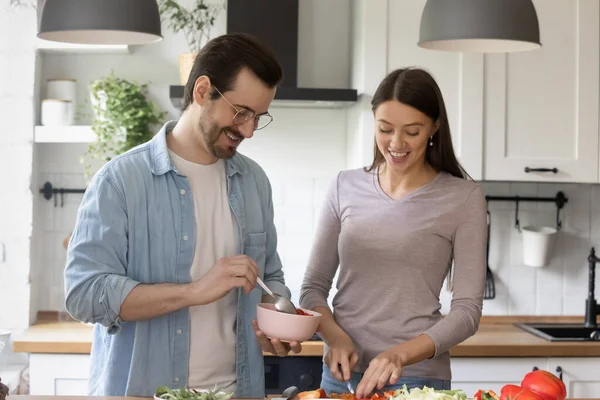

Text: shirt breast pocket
xmin=244 ymin=232 xmax=267 ymax=271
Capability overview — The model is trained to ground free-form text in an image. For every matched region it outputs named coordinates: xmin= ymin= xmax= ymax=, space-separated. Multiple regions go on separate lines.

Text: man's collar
xmin=150 ymin=120 xmax=248 ymax=177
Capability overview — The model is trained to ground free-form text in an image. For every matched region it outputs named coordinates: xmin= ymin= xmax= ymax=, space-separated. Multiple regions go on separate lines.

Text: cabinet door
xmin=548 ymin=358 xmax=600 ymax=399
xmin=387 ymin=0 xmax=484 ymax=180
xmin=450 ymin=357 xmax=548 ymax=395
xmin=484 ymin=0 xmax=599 ymax=183
xmin=29 ymin=353 xmax=90 ymax=395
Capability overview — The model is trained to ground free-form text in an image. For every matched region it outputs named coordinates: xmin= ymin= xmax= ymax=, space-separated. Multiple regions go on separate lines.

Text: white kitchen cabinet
xmin=28 ymin=353 xmax=89 ymax=395
xmin=547 ymin=358 xmax=600 ymax=399
xmin=450 ymin=357 xmax=547 ymax=396
xmin=386 ymin=1 xmax=484 ymax=180
xmin=484 ymin=0 xmax=600 ymax=183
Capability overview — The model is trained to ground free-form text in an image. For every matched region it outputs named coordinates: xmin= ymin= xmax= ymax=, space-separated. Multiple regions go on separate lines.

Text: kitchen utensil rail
xmin=485 ymin=191 xmax=568 ymax=231
xmin=39 ymin=181 xmax=86 ymax=207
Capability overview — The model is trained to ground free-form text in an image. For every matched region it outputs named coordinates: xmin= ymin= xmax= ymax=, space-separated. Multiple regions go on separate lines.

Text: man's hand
xmin=252 ymin=320 xmax=302 ymax=356
xmin=192 ymin=255 xmax=259 ymax=305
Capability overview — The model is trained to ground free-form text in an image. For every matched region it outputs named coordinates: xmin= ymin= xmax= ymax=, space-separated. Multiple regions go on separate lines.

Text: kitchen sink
xmin=515 ymin=323 xmax=600 ymax=342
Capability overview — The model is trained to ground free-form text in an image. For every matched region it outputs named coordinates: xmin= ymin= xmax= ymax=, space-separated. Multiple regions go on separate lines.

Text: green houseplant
xmin=83 ymin=71 xmax=165 ymax=175
xmin=158 ymin=0 xmax=225 ymax=84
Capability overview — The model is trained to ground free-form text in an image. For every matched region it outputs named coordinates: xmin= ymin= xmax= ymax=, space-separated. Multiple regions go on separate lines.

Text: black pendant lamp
xmin=37 ymin=0 xmax=163 ymax=45
xmin=418 ymin=0 xmax=541 ymax=53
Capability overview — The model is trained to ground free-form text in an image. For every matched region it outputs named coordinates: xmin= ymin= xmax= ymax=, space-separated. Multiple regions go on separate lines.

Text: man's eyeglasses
xmin=213 ymin=85 xmax=273 ymax=130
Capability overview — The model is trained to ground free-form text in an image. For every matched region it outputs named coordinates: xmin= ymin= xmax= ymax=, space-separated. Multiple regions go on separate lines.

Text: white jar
xmin=46 ymin=79 xmax=77 ymax=103
xmin=41 ymin=99 xmax=73 ymax=126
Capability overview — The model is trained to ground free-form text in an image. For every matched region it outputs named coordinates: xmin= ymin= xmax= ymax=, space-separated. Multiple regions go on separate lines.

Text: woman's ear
xmin=433 ymin=119 xmax=440 ymax=134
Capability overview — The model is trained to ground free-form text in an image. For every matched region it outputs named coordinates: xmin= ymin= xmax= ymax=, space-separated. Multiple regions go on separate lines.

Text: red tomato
xmin=500 ymin=384 xmax=545 ymax=400
xmin=521 ymin=370 xmax=567 ymax=400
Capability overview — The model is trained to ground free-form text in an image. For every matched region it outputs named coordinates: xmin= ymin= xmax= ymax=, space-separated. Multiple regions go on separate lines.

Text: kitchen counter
xmin=11 ymin=314 xmax=600 ymax=357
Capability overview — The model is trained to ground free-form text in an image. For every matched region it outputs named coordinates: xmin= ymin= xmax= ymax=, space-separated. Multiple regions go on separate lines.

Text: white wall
xmin=0 ymin=1 xmax=36 ymax=366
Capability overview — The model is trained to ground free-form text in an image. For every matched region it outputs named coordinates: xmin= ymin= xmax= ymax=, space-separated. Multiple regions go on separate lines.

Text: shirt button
xmin=180 ymin=189 xmax=186 ymax=195
xmin=176 ymin=329 xmax=182 ymax=335
xmin=174 ymin=377 xmax=179 ymax=383
xmin=183 ymin=235 xmax=189 ymax=241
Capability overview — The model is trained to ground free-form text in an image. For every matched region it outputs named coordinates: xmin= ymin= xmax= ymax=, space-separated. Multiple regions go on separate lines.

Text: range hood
xmin=169 ymin=0 xmax=357 ymax=109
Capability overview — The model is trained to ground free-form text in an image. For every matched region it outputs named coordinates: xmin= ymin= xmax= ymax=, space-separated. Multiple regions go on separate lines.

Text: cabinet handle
xmin=524 ymin=167 xmax=558 ymax=173
xmin=532 ymin=366 xmax=539 ymax=371
xmin=555 ymin=366 xmax=563 ymax=381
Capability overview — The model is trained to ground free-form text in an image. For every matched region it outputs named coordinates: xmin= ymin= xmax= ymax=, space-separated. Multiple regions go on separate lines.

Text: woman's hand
xmin=355 ymin=350 xmax=404 ymax=398
xmin=324 ymin=332 xmax=359 ymax=382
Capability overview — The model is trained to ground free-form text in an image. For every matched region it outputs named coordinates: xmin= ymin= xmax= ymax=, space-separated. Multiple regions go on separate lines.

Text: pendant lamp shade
xmin=38 ymin=0 xmax=163 ymax=45
xmin=418 ymin=0 xmax=541 ymax=53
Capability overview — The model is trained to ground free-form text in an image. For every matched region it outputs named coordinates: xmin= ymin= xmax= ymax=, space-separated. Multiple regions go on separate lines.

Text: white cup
xmin=522 ymin=226 xmax=558 ymax=267
xmin=47 ymin=79 xmax=77 ymax=103
xmin=41 ymin=99 xmax=73 ymax=126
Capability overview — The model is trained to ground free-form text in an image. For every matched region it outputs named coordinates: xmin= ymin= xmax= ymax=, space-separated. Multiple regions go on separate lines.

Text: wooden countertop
xmin=11 ymin=314 xmax=600 ymax=357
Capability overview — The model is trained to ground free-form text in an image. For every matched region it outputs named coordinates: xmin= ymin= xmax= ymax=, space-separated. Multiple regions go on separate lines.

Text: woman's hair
xmin=365 ymin=67 xmax=470 ymax=180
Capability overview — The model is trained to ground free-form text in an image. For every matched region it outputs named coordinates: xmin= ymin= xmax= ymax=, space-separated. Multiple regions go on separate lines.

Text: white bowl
xmin=0 ymin=329 xmax=11 ymax=354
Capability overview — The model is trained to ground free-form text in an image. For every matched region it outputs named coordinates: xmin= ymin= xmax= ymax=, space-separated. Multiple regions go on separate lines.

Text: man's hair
xmin=181 ymin=32 xmax=283 ymax=111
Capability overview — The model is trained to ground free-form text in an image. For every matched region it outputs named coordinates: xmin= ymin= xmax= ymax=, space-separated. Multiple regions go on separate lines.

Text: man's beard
xmin=199 ymin=114 xmax=243 ymax=159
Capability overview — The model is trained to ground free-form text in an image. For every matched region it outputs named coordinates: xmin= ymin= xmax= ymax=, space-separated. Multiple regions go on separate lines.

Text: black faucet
xmin=585 ymin=247 xmax=600 ymax=328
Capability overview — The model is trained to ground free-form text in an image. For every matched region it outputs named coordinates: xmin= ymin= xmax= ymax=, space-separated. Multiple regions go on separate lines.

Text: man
xmin=64 ymin=32 xmax=301 ymax=398
xmin=0 ymin=377 xmax=8 ymax=400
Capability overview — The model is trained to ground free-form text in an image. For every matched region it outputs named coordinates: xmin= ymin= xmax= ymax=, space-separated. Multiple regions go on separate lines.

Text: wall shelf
xmin=34 ymin=126 xmax=96 ymax=143
xmin=36 ymin=39 xmax=130 ymax=54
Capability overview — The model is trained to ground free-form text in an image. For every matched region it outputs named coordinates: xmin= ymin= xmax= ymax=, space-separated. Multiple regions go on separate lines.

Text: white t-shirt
xmin=169 ymin=150 xmax=239 ymax=393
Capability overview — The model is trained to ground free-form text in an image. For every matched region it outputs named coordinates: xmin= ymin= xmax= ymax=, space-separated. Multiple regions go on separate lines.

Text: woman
xmin=299 ymin=67 xmax=487 ymax=398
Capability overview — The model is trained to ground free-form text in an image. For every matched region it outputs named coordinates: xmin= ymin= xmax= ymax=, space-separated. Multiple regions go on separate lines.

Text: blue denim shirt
xmin=64 ymin=121 xmax=291 ymax=398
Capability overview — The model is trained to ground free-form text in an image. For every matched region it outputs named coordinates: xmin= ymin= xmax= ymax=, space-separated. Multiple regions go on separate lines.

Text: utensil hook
xmin=514 ymin=197 xmax=521 ymax=231
xmin=555 ymin=191 xmax=566 ymax=230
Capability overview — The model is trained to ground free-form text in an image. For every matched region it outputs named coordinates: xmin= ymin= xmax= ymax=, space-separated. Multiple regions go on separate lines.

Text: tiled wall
xmin=439 ymin=181 xmax=600 ymax=317
xmin=34 ymin=143 xmax=91 ymax=312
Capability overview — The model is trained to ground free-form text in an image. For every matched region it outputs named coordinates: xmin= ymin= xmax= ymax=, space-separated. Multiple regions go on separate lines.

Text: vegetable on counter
xmin=297 ymin=368 xmax=566 ymax=400
xmin=477 ymin=369 xmax=566 ymax=400
xmin=298 ymin=388 xmax=327 ymax=398
xmin=520 ymin=370 xmax=567 ymax=400
xmin=391 ymin=386 xmax=467 ymax=400
xmin=298 ymin=385 xmax=467 ymax=400
xmin=155 ymin=386 xmax=234 ymax=400
xmin=474 ymin=389 xmax=499 ymax=400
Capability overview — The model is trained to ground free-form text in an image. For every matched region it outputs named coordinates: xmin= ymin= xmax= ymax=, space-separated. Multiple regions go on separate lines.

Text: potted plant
xmin=83 ymin=71 xmax=166 ymax=176
xmin=158 ymin=0 xmax=225 ymax=85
